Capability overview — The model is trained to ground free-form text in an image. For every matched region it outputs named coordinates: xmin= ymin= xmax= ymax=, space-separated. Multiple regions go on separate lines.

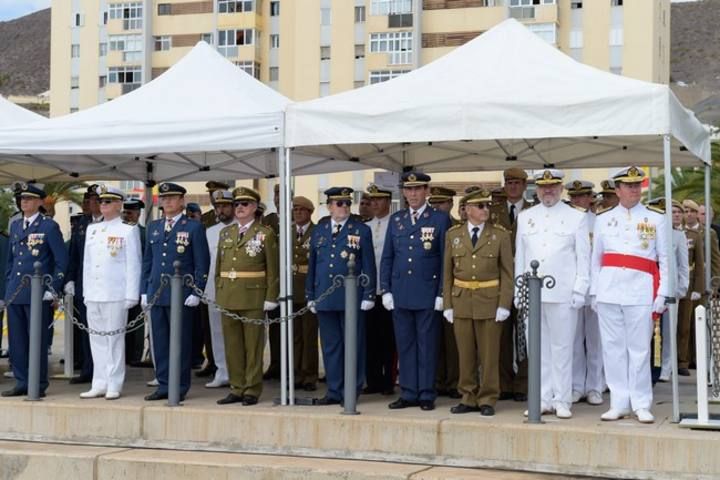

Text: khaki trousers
xmin=293 ymin=304 xmax=319 ymax=385
xmin=454 ymin=316 xmax=503 ymax=407
xmin=222 ymin=309 xmax=265 ymax=397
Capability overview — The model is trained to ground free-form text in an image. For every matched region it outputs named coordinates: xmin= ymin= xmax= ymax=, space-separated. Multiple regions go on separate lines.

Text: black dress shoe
xmin=447 ymin=389 xmax=462 ymax=399
xmin=69 ymin=375 xmax=92 ymax=385
xmin=450 ymin=403 xmax=478 ymax=414
xmin=314 ymin=396 xmax=341 ymax=406
xmin=2 ymin=387 xmax=27 ymax=397
xmin=195 ymin=366 xmax=217 ymax=378
xmin=479 ymin=405 xmax=495 ymax=417
xmin=498 ymin=391 xmax=514 ymax=401
xmin=242 ymin=395 xmax=259 ymax=406
xmin=263 ymin=370 xmax=280 ymax=380
xmin=419 ymin=400 xmax=435 ymax=411
xmin=678 ymin=368 xmax=691 ymax=376
xmin=513 ymin=393 xmax=527 ymax=402
xmin=217 ymin=393 xmax=244 ymax=405
xmin=144 ymin=391 xmax=168 ymax=401
xmin=303 ymin=383 xmax=317 ymax=392
xmin=381 ymin=387 xmax=395 ymax=396
xmin=388 ymin=398 xmax=419 ymax=409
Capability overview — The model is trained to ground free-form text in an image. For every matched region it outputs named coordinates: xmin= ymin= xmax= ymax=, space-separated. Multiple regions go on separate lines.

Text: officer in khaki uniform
xmin=262 ymin=184 xmax=282 ymax=380
xmin=489 ymin=167 xmax=533 ymax=402
xmin=215 ymin=187 xmax=279 ymax=406
xmin=428 ymin=186 xmax=461 ymax=399
xmin=291 ymin=196 xmax=319 ymax=391
xmin=442 ymin=189 xmax=513 ymax=417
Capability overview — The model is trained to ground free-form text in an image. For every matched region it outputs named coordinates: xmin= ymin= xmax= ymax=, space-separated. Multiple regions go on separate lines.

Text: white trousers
xmin=537 ymin=302 xmax=577 ymax=410
xmin=597 ymin=303 xmax=653 ymax=411
xmin=660 ymin=309 xmax=673 ymax=378
xmin=86 ymin=301 xmax=127 ymax=393
xmin=208 ymin=304 xmax=228 ymax=382
xmin=572 ymin=305 xmax=605 ymax=395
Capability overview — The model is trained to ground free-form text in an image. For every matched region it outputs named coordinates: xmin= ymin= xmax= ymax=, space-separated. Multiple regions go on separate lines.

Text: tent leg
xmin=277 ymin=148 xmax=288 ymax=406
xmin=663 ymin=134 xmax=680 ymax=423
xmin=285 ymin=147 xmax=295 ymax=406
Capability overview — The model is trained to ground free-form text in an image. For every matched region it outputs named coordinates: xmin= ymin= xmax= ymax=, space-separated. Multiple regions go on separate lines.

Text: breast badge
xmin=421 ymin=227 xmax=435 ymax=250
xmin=246 ymin=232 xmax=266 ymax=257
xmin=176 ymin=231 xmax=190 ymax=254
xmin=637 ymin=219 xmax=656 ymax=249
xmin=107 ymin=236 xmax=125 ymax=257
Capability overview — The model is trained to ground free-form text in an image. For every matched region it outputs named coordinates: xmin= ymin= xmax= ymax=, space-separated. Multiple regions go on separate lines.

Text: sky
xmin=0 ymin=0 xmax=51 ymax=22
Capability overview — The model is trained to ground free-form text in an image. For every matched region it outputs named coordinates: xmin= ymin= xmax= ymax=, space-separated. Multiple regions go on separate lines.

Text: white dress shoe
xmin=80 ymin=389 xmax=106 ymax=399
xmin=601 ymin=408 xmax=631 ymax=421
xmin=105 ymin=391 xmax=121 ymax=400
xmin=523 ymin=404 xmax=553 ymax=417
xmin=635 ymin=409 xmax=655 ymax=424
xmin=586 ymin=391 xmax=603 ymax=405
xmin=146 ymin=378 xmax=159 ymax=387
xmin=3 ymin=371 xmax=14 ymax=378
xmin=658 ymin=373 xmax=670 ymax=383
xmin=555 ymin=406 xmax=572 ymax=419
xmin=571 ymin=391 xmax=583 ymax=403
xmin=205 ymin=378 xmax=230 ymax=388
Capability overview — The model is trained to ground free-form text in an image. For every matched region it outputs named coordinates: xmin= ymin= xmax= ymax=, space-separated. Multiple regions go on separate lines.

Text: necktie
xmin=509 ymin=204 xmax=516 ymax=224
xmin=165 ymin=218 xmax=174 ymax=233
xmin=411 ymin=210 xmax=419 ymax=225
xmin=296 ymin=227 xmax=303 ymax=241
xmin=24 ymin=219 xmax=29 ymax=230
xmin=332 ymin=224 xmax=341 ymax=238
xmin=471 ymin=227 xmax=479 ymax=247
xmin=239 ymin=225 xmax=248 ymax=239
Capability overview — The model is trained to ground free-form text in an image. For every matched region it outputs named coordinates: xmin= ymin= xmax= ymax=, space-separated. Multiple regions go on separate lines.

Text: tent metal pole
xmin=277 ymin=148 xmax=288 ymax=406
xmin=664 ymin=134 xmax=680 ymax=423
xmin=705 ymin=163 xmax=712 ymax=292
xmin=285 ymin=147 xmax=295 ymax=406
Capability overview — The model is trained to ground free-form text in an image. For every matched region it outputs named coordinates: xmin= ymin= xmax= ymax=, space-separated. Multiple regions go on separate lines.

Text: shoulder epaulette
xmin=448 ymin=223 xmax=463 ymax=233
xmin=595 ymin=205 xmax=615 ymax=215
xmin=569 ymin=204 xmax=588 ymax=213
xmin=492 ymin=223 xmax=509 ymax=232
xmin=646 ymin=205 xmax=665 ymax=215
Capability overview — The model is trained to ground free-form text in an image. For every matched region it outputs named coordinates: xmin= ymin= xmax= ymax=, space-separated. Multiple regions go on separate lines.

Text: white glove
xmin=360 ymin=300 xmax=375 ymax=311
xmin=42 ymin=291 xmax=54 ymax=302
xmin=124 ymin=298 xmax=138 ymax=310
xmin=263 ymin=301 xmax=279 ymax=311
xmin=141 ymin=294 xmax=148 ymax=308
xmin=495 ymin=307 xmax=510 ymax=322
xmin=570 ymin=292 xmax=586 ymax=309
xmin=513 ymin=296 xmax=521 ymax=309
xmin=691 ymin=291 xmax=702 ymax=301
xmin=653 ymin=295 xmax=667 ymax=315
xmin=434 ymin=296 xmax=443 ymax=311
xmin=590 ymin=295 xmax=598 ymax=312
xmin=184 ymin=294 xmax=201 ymax=307
xmin=64 ymin=281 xmax=75 ymax=296
xmin=443 ymin=309 xmax=454 ymax=324
xmin=308 ymin=301 xmax=317 ymax=314
xmin=382 ymin=293 xmax=394 ymax=311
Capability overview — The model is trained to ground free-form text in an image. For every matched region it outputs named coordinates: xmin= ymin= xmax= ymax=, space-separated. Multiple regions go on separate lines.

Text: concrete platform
xmin=0 ymin=326 xmax=717 ymax=479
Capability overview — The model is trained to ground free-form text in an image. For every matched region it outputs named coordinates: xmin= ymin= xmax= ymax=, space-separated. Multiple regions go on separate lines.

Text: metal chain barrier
xmin=185 ymin=274 xmax=344 ymax=326
xmin=0 ymin=277 xmax=31 ymax=311
xmin=708 ymin=277 xmax=720 ymax=397
xmin=514 ymin=271 xmax=531 ymax=364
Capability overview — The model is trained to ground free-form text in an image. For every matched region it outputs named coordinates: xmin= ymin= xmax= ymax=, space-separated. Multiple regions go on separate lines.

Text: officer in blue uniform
xmin=122 ymin=198 xmax=146 ymax=366
xmin=381 ymin=172 xmax=452 ymax=411
xmin=141 ymin=183 xmax=210 ymax=401
xmin=306 ymin=187 xmax=376 ymax=405
xmin=3 ymin=183 xmax=68 ymax=397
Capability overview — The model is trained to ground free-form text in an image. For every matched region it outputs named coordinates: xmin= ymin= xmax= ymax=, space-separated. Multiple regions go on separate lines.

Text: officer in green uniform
xmin=262 ymin=184 xmax=282 ymax=380
xmin=216 ymin=187 xmax=279 ymax=406
xmin=443 ymin=189 xmax=513 ymax=417
xmin=201 ymin=181 xmax=229 ymax=229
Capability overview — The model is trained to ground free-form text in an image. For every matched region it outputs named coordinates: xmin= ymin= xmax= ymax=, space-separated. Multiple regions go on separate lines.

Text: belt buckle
xmin=228 ymin=271 xmax=238 ymax=280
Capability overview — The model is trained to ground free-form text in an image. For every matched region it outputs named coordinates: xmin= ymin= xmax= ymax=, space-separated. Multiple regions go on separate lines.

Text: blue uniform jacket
xmin=66 ymin=215 xmax=91 ymax=293
xmin=141 ymin=215 xmax=210 ymax=306
xmin=380 ymin=206 xmax=451 ymax=310
xmin=305 ymin=219 xmax=376 ymax=312
xmin=5 ymin=214 xmax=69 ymax=304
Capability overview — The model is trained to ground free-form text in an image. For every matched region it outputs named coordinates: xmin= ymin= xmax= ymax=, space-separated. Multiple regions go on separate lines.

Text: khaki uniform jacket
xmin=489 ymin=199 xmax=533 ymax=251
xmin=262 ymin=212 xmax=280 ymax=235
xmin=292 ymin=222 xmax=314 ymax=304
xmin=683 ymin=228 xmax=705 ymax=295
xmin=443 ymin=223 xmax=514 ymax=319
xmin=215 ymin=221 xmax=279 ymax=311
xmin=201 ymin=209 xmax=217 ymax=229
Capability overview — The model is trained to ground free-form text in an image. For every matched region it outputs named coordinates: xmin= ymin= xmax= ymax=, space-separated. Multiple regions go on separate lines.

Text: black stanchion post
xmin=168 ymin=261 xmax=183 ymax=407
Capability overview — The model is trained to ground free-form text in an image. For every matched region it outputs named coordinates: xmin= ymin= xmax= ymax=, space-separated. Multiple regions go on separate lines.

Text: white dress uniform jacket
xmin=515 ymin=201 xmax=591 ymax=302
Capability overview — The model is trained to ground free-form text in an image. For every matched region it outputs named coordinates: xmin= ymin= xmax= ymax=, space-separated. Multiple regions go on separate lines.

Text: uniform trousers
xmin=572 ymin=305 xmax=604 ymax=396
xmin=73 ymin=297 xmax=93 ymax=377
xmin=293 ymin=304 xmax=318 ymax=385
xmin=597 ymin=303 xmax=654 ymax=411
xmin=499 ymin=307 xmax=528 ymax=394
xmin=222 ymin=310 xmax=265 ymax=397
xmin=365 ymin=297 xmax=396 ymax=392
xmin=317 ymin=309 xmax=366 ymax=401
xmin=7 ymin=302 xmax=52 ymax=393
xmin=150 ymin=305 xmax=194 ymax=396
xmin=393 ymin=308 xmax=439 ymax=402
xmin=677 ymin=298 xmax=699 ymax=369
xmin=533 ymin=303 xmax=577 ymax=410
xmin=265 ymin=309 xmax=281 ymax=377
xmin=435 ymin=311 xmax=459 ymax=393
xmin=86 ymin=301 xmax=127 ymax=393
xmin=208 ymin=304 xmax=229 ymax=383
xmin=454 ymin=316 xmax=502 ymax=407
xmin=659 ymin=309 xmax=673 ymax=379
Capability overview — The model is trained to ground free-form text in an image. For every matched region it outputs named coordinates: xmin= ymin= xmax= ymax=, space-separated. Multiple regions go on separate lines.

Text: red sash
xmin=602 ymin=253 xmax=660 ymax=320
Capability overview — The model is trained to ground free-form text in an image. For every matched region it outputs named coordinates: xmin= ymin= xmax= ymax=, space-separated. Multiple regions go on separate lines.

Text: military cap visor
xmin=324 ymin=187 xmax=354 ymax=201
xmin=123 ymin=199 xmax=145 ymax=210
xmin=462 ymin=189 xmax=492 ymax=205
xmin=205 ymin=180 xmax=229 ymax=192
xmin=186 ymin=203 xmax=202 ymax=213
xmin=293 ymin=196 xmax=315 ymax=212
xmin=682 ymin=199 xmax=700 ymax=212
xmin=17 ymin=183 xmax=47 ymax=199
xmin=612 ymin=166 xmax=645 ymax=184
xmin=366 ymin=184 xmax=392 ymax=198
xmin=95 ymin=184 xmax=125 ymax=201
xmin=212 ymin=190 xmax=234 ymax=204
xmin=503 ymin=167 xmax=528 ymax=181
xmin=401 ymin=172 xmax=431 ymax=187
xmin=158 ymin=183 xmax=187 ymax=196
xmin=534 ymin=169 xmax=564 ymax=186
xmin=232 ymin=186 xmax=261 ymax=202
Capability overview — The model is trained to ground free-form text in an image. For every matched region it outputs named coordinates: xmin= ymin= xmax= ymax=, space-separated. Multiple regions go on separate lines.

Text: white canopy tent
xmin=0 ymin=96 xmax=49 ymax=183
xmin=287 ymin=19 xmax=712 ymax=420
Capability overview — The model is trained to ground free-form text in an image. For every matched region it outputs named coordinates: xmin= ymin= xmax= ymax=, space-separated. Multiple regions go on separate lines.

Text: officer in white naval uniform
xmin=515 ymin=169 xmax=591 ymax=419
xmin=590 ymin=166 xmax=669 ymax=424
xmin=80 ymin=185 xmax=141 ymax=400
xmin=204 ymin=190 xmax=235 ymax=388
xmin=566 ymin=180 xmax=605 ymax=406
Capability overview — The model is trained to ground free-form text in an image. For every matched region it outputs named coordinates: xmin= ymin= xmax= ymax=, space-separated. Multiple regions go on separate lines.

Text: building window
xmin=109 ymin=34 xmax=143 ymax=62
xmin=73 ymin=13 xmax=84 ymax=26
xmin=269 ymin=66 xmax=279 ymax=81
xmin=103 ymin=11 xmax=109 ymax=24
xmin=109 ymin=2 xmax=143 ymax=30
xmin=109 ymin=66 xmax=142 ymax=85
xmin=235 ymin=61 xmax=261 ymax=79
xmin=70 ymin=76 xmax=80 ymax=89
xmin=158 ymin=3 xmax=171 ymax=15
xmin=99 ymin=75 xmax=107 ymax=88
xmin=320 ymin=46 xmax=331 ymax=61
xmin=217 ymin=29 xmax=255 ymax=56
xmin=611 ymin=0 xmax=622 ymax=5
xmin=370 ymin=0 xmax=412 ymax=16
xmin=527 ymin=23 xmax=556 ymax=44
xmin=609 ymin=28 xmax=623 ymax=46
xmin=202 ymin=33 xmax=214 ymax=44
xmin=369 ymin=69 xmax=409 ymax=84
xmin=369 ymin=31 xmax=412 ymax=65
xmin=71 ymin=44 xmax=80 ymax=58
xmin=99 ymin=42 xmax=107 ymax=56
xmin=355 ymin=6 xmax=366 ymax=23
xmin=388 ymin=14 xmax=412 ymax=28
xmin=270 ymin=34 xmax=279 ymax=48
xmin=218 ymin=1 xmax=255 ymax=13
xmin=354 ymin=44 xmax=365 ymax=59
xmin=569 ymin=30 xmax=583 ymax=49
xmin=571 ymin=1 xmax=582 ymax=8
xmin=154 ymin=36 xmax=172 ymax=51
xmin=270 ymin=1 xmax=280 ymax=16
xmin=321 ymin=7 xmax=331 ymax=25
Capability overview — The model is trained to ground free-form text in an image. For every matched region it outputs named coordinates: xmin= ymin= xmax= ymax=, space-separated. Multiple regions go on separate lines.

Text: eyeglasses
xmin=334 ymin=200 xmax=352 ymax=207
xmin=99 ymin=199 xmax=117 ymax=205
xmin=234 ymin=201 xmax=252 ymax=208
xmin=468 ymin=203 xmax=489 ymax=210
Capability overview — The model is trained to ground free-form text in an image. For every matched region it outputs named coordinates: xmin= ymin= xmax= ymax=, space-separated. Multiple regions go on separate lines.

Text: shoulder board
xmin=447 ymin=224 xmax=463 ymax=233
xmin=646 ymin=205 xmax=664 ymax=215
xmin=492 ymin=223 xmax=509 ymax=232
xmin=569 ymin=204 xmax=588 ymax=213
xmin=595 ymin=205 xmax=615 ymax=216
xmin=122 ymin=220 xmax=133 ymax=226
xmin=256 ymin=223 xmax=273 ymax=233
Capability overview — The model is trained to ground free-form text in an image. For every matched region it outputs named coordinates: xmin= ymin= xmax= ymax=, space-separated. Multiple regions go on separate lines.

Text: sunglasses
xmin=334 ymin=200 xmax=352 ymax=207
xmin=99 ymin=199 xmax=117 ymax=205
xmin=468 ymin=203 xmax=489 ymax=210
xmin=233 ymin=201 xmax=252 ymax=208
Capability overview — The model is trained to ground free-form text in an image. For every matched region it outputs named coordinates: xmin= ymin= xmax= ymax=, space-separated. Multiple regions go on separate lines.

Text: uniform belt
xmin=220 ymin=271 xmax=266 ymax=279
xmin=601 ymin=252 xmax=660 ymax=319
xmin=293 ymin=265 xmax=308 ymax=274
xmin=453 ymin=278 xmax=499 ymax=290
